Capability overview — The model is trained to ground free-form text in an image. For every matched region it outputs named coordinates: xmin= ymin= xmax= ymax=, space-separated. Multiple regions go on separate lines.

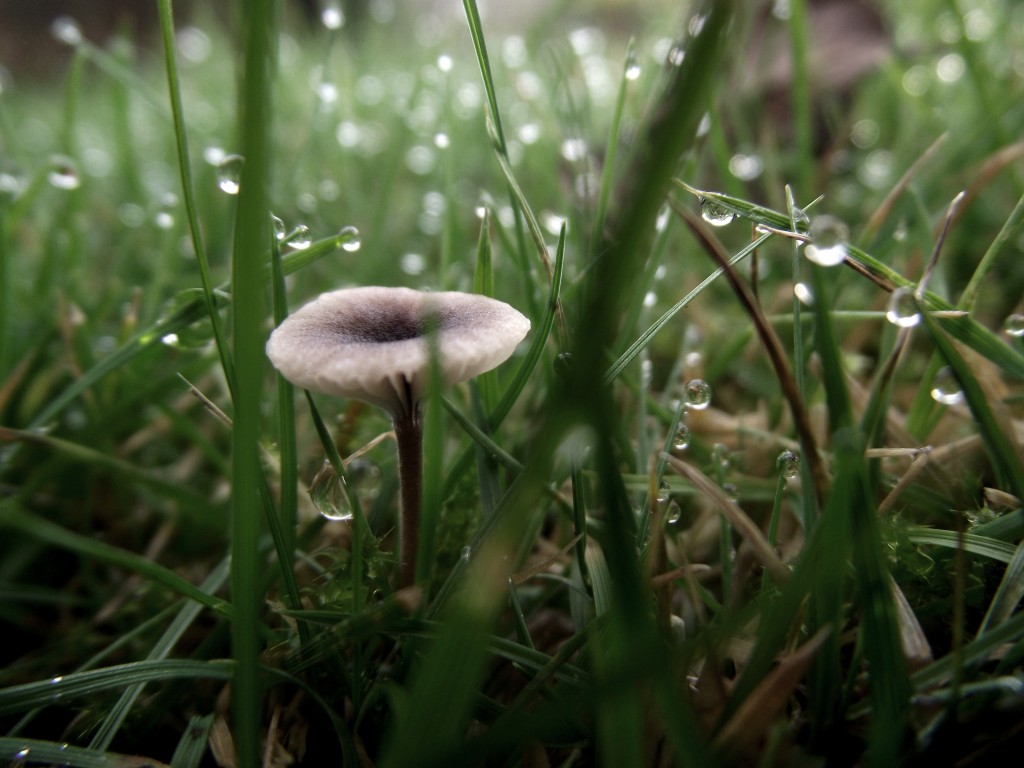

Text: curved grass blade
xmin=916 ymin=299 xmax=1024 ymax=500
xmin=0 ymin=501 xmax=232 ymax=617
xmin=0 ymin=660 xmax=234 ymax=717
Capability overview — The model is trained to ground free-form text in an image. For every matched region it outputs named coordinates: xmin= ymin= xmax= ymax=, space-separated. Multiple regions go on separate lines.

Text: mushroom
xmin=266 ymin=286 xmax=530 ymax=587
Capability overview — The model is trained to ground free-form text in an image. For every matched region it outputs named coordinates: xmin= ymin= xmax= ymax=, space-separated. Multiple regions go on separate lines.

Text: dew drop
xmin=161 ymin=333 xmax=180 ymax=347
xmin=723 ymin=482 xmax=739 ymax=501
xmin=271 ymin=214 xmax=286 ymax=241
xmin=154 ymin=210 xmax=175 ymax=230
xmin=48 ymin=156 xmax=81 ymax=190
xmin=287 ymin=224 xmax=312 ymax=249
xmin=805 ymin=215 xmax=849 ymax=266
xmin=885 ymin=287 xmax=921 ymax=328
xmin=930 ymin=367 xmax=964 ymax=406
xmin=793 ymin=282 xmax=814 ymax=306
xmin=560 ymin=137 xmax=588 ymax=163
xmin=554 ymin=351 xmax=573 ymax=377
xmin=50 ymin=675 xmax=64 ymax=684
xmin=666 ymin=501 xmax=682 ymax=524
xmin=310 ymin=460 xmax=353 ymax=521
xmin=667 ymin=43 xmax=686 ymax=66
xmin=461 ymin=545 xmax=472 ymax=561
xmin=700 ymin=199 xmax=734 ymax=227
xmin=51 ymin=16 xmax=83 ymax=46
xmin=656 ymin=479 xmax=671 ymax=505
xmin=625 ymin=51 xmax=641 ymax=80
xmin=321 ymin=4 xmax=345 ymax=30
xmin=13 ymin=747 xmax=30 ymax=760
xmin=338 ymin=225 xmax=361 ymax=252
xmin=433 ymin=132 xmax=450 ymax=149
xmin=1004 ymin=313 xmax=1024 ymax=338
xmin=711 ymin=443 xmax=731 ymax=470
xmin=684 ymin=378 xmax=712 ymax=410
xmin=673 ymin=424 xmax=691 ymax=450
xmin=777 ymin=450 xmax=800 ymax=479
xmin=216 ymin=154 xmax=244 ymax=194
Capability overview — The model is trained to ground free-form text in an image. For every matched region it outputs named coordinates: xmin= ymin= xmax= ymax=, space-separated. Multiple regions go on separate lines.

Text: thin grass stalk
xmin=786 ymin=0 xmax=813 ymax=200
xmin=958 ymin=189 xmax=1024 ymax=310
xmin=157 ymin=0 xmax=237 ymax=399
xmin=229 ymin=0 xmax=276 ymax=761
xmin=592 ymin=39 xmax=635 ymax=249
xmin=269 ymin=238 xmax=297 ymax=560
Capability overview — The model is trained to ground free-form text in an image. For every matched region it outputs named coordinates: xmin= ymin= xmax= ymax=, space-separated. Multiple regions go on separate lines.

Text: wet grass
xmin=3 ymin=0 xmax=1024 ymax=765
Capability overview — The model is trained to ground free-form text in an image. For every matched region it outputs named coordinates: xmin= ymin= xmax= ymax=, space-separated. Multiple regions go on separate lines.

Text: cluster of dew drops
xmin=213 ymin=153 xmax=362 ymax=255
xmin=699 ymin=200 xmax=1024 ymax=407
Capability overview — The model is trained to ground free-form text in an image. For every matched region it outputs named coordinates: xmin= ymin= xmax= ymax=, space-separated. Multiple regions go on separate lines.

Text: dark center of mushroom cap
xmin=323 ymin=305 xmax=464 ymax=345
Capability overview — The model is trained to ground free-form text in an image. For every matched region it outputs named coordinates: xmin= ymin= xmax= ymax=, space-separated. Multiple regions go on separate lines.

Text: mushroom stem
xmin=393 ymin=407 xmax=423 ymax=588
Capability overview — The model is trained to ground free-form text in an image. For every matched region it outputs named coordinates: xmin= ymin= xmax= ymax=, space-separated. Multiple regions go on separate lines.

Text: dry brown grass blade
xmin=674 ymin=201 xmax=829 ymax=508
xmin=712 ymin=628 xmax=831 ymax=756
xmin=890 ymin=576 xmax=933 ymax=669
xmin=664 ymin=454 xmax=789 ymax=583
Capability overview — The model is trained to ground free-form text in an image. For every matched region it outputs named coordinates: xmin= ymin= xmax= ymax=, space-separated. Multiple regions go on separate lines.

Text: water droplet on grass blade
xmin=700 ymin=199 xmax=734 ymax=227
xmin=216 ymin=154 xmax=243 ymax=194
xmin=48 ymin=156 xmax=80 ymax=190
xmin=271 ymin=214 xmax=286 ymax=241
xmin=310 ymin=460 xmax=353 ymax=521
xmin=684 ymin=379 xmax=711 ymax=410
xmin=321 ymin=4 xmax=344 ymax=29
xmin=673 ymin=424 xmax=691 ymax=450
xmin=930 ymin=367 xmax=964 ymax=406
xmin=666 ymin=502 xmax=682 ymax=524
xmin=777 ymin=450 xmax=800 ymax=479
xmin=338 ymin=225 xmax=361 ymax=251
xmin=1004 ymin=313 xmax=1024 ymax=337
xmin=287 ymin=224 xmax=312 ymax=249
xmin=657 ymin=479 xmax=671 ymax=505
xmin=793 ymin=282 xmax=814 ymax=306
xmin=51 ymin=16 xmax=83 ymax=46
xmin=805 ymin=215 xmax=849 ymax=266
xmin=625 ymin=51 xmax=641 ymax=80
xmin=885 ymin=287 xmax=920 ymax=328
xmin=667 ymin=43 xmax=686 ymax=66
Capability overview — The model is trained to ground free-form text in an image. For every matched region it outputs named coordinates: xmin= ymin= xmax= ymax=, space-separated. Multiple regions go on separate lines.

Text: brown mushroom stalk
xmin=266 ymin=286 xmax=530 ymax=588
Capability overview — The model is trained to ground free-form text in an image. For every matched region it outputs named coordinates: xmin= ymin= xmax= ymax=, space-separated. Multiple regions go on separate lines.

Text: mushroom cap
xmin=266 ymin=286 xmax=530 ymax=415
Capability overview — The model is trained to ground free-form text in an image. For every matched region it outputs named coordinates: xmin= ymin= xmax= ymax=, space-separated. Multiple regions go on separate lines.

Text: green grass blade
xmin=229 ymin=0 xmax=276 ymax=762
xmin=917 ymin=299 xmax=1024 ymax=500
xmin=0 ymin=660 xmax=234 ymax=717
xmin=0 ymin=500 xmax=232 ymax=617
xmin=170 ymin=714 xmax=215 ymax=768
xmin=157 ymin=0 xmax=236 ymax=399
xmin=88 ymin=558 xmax=230 ymax=751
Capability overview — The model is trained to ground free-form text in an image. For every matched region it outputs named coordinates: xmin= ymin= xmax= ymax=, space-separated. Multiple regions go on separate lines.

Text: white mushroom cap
xmin=266 ymin=286 xmax=530 ymax=416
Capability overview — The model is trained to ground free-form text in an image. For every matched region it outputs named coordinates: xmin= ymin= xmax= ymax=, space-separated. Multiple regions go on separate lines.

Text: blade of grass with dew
xmin=604 ymin=230 xmax=772 ymax=385
xmin=0 ymin=660 xmax=234 ymax=717
xmin=88 ymin=558 xmax=230 ymax=751
xmin=158 ymin=0 xmax=236 ymax=399
xmin=680 ymin=183 xmax=1024 ymax=379
xmin=0 ymin=426 xmax=220 ymax=521
xmin=21 ymin=234 xmax=342 ymax=435
xmin=917 ymin=300 xmax=1024 ymax=500
xmin=229 ymin=0 xmax=276 ymax=761
xmin=0 ymin=738 xmax=151 ymax=768
xmin=0 ymin=500 xmax=232 ymax=617
xmin=558 ymin=3 xmax=734 ymax=762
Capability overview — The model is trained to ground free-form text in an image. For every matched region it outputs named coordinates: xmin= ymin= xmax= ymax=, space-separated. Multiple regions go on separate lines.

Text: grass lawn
xmin=2 ymin=0 xmax=1024 ymax=765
